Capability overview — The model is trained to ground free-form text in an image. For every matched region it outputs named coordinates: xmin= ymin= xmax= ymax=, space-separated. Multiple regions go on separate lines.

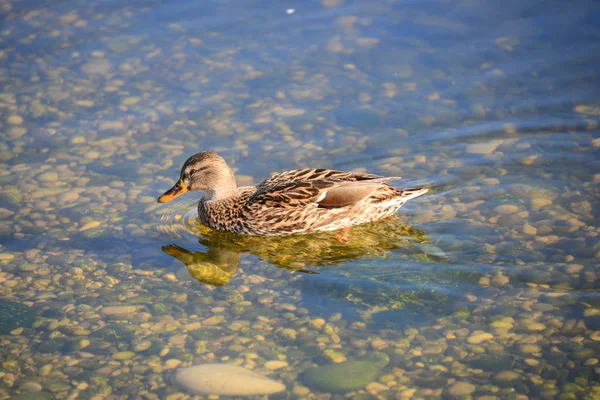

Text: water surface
xmin=1 ymin=0 xmax=599 ymax=398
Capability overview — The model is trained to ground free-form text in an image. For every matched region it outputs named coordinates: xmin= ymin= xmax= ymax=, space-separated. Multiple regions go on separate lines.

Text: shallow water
xmin=1 ymin=0 xmax=599 ymax=398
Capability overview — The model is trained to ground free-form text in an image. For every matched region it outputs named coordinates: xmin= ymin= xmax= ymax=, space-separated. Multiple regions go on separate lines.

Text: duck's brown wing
xmin=247 ymin=169 xmax=402 ymax=209
xmin=258 ymin=168 xmax=380 ymax=187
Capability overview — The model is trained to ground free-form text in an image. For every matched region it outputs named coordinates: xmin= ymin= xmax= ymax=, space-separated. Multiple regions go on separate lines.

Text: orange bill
xmin=157 ymin=180 xmax=188 ymax=203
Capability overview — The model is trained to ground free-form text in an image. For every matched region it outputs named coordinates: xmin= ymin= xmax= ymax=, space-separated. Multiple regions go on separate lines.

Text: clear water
xmin=1 ymin=0 xmax=599 ymax=398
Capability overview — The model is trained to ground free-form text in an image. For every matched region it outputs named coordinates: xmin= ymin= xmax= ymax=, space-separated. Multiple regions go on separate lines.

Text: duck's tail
xmin=377 ymin=186 xmax=428 ymax=212
xmin=399 ymin=187 xmax=429 ymax=201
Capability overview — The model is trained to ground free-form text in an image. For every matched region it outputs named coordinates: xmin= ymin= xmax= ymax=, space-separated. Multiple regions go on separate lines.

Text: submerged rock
xmin=447 ymin=381 xmax=476 ymax=397
xmin=302 ymin=352 xmax=389 ymax=393
xmin=469 ymin=354 xmax=514 ymax=372
xmin=466 ymin=140 xmax=503 ymax=154
xmin=0 ymin=300 xmax=35 ymax=334
xmin=101 ymin=305 xmax=140 ymax=318
xmin=175 ymin=363 xmax=286 ymax=396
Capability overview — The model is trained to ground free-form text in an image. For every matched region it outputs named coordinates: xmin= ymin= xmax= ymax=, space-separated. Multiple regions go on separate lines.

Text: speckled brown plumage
xmin=158 ymin=152 xmax=428 ymax=236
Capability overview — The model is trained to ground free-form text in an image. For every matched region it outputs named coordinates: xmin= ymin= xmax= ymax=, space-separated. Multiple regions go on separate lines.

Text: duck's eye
xmin=189 ymin=169 xmax=196 ymax=176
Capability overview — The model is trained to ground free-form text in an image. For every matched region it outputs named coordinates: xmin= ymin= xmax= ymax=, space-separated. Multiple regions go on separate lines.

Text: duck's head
xmin=157 ymin=151 xmax=238 ymax=203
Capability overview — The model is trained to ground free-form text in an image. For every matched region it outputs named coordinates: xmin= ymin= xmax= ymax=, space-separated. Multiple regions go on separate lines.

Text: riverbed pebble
xmin=466 ymin=140 xmax=503 ymax=154
xmin=467 ymin=331 xmax=494 ymax=344
xmin=7 ymin=115 xmax=23 ymax=125
xmin=175 ymin=364 xmax=285 ymax=396
xmin=494 ymin=205 xmax=519 ymax=215
xmin=447 ymin=381 xmax=476 ymax=397
xmin=264 ymin=360 xmax=288 ymax=370
xmin=101 ymin=305 xmax=140 ymax=317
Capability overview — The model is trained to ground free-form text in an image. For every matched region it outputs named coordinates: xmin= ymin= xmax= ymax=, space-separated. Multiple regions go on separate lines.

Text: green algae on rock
xmin=302 ymin=352 xmax=389 ymax=393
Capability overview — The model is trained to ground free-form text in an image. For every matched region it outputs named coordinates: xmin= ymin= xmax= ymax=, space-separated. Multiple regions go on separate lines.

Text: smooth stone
xmin=58 ymin=191 xmax=79 ymax=204
xmin=466 ymin=140 xmax=503 ymax=154
xmin=494 ymin=205 xmax=519 ymax=215
xmin=280 ymin=328 xmax=296 ymax=340
xmin=493 ymin=370 xmax=520 ymax=386
xmin=323 ymin=350 xmax=347 ymax=363
xmin=366 ymin=381 xmax=388 ymax=393
xmin=184 ymin=322 xmax=202 ymax=331
xmin=520 ymin=344 xmax=541 ymax=354
xmin=490 ymin=319 xmax=513 ymax=330
xmin=133 ymin=341 xmax=152 ymax=352
xmin=292 ymin=385 xmax=311 ymax=396
xmin=583 ymin=309 xmax=600 ymax=317
xmin=264 ymin=360 xmax=288 ymax=370
xmin=39 ymin=365 xmax=53 ymax=375
xmin=81 ymin=59 xmax=112 ymax=75
xmin=423 ymin=344 xmax=444 ymax=355
xmin=310 ymin=318 xmax=326 ymax=329
xmin=85 ymin=151 xmax=100 ymax=160
xmin=75 ymin=100 xmax=95 ymax=107
xmin=491 ymin=274 xmax=510 ymax=287
xmin=481 ymin=178 xmax=500 ymax=185
xmin=79 ymin=221 xmax=101 ymax=231
xmin=525 ymin=358 xmax=540 ymax=367
xmin=275 ymin=108 xmax=305 ymax=117
xmin=71 ymin=136 xmax=86 ymax=144
xmin=175 ymin=364 xmax=285 ymax=396
xmin=38 ymin=172 xmax=58 ymax=182
xmin=202 ymin=315 xmax=225 ymax=325
xmin=30 ymin=188 xmax=63 ymax=199
xmin=467 ymin=331 xmax=494 ymax=344
xmin=447 ymin=381 xmax=476 ymax=397
xmin=584 ymin=358 xmax=599 ymax=366
xmin=7 ymin=115 xmax=24 ymax=125
xmin=522 ymin=321 xmax=546 ymax=331
xmin=99 ymin=121 xmax=125 ymax=131
xmin=20 ymin=381 xmax=43 ymax=392
xmin=531 ymin=198 xmax=552 ymax=208
xmin=565 ymin=264 xmax=584 ymax=274
xmin=279 ymin=303 xmax=297 ymax=311
xmin=371 ymin=338 xmax=388 ymax=350
xmin=122 ymin=96 xmax=140 ymax=105
xmin=165 ymin=359 xmax=182 ymax=369
xmin=9 ymin=126 xmax=27 ymax=138
xmin=101 ymin=305 xmax=139 ymax=317
xmin=523 ymin=223 xmax=537 ymax=235
xmin=114 ymin=351 xmax=135 ymax=360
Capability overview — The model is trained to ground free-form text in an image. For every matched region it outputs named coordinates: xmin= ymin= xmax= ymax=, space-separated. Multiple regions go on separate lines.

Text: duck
xmin=157 ymin=151 xmax=428 ymax=236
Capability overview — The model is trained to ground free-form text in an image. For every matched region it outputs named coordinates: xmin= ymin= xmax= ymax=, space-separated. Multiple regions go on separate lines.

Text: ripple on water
xmin=155 ymin=196 xmax=200 ymax=240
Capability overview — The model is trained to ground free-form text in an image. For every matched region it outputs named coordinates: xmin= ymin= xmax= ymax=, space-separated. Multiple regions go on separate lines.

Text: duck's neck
xmin=203 ymin=176 xmax=240 ymax=201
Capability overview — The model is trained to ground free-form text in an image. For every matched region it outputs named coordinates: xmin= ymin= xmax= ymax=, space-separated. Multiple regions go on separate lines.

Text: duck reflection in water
xmin=161 ymin=216 xmax=429 ymax=286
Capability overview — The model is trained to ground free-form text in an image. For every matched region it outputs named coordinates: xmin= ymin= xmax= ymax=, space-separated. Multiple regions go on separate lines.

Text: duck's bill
xmin=157 ymin=180 xmax=188 ymax=203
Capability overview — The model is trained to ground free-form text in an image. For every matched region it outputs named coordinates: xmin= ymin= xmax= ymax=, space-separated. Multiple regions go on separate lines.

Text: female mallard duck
xmin=157 ymin=151 xmax=428 ymax=236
